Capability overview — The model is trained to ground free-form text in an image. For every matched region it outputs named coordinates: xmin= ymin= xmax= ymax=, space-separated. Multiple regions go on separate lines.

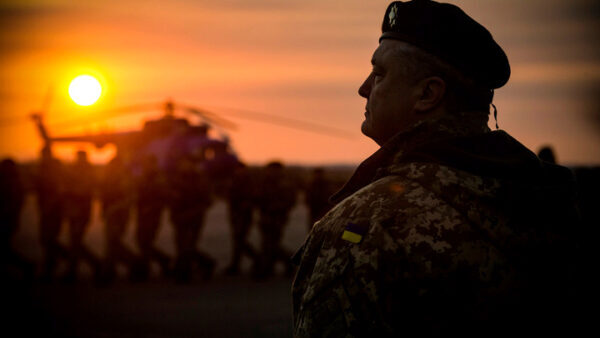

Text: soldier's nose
xmin=358 ymin=73 xmax=374 ymax=98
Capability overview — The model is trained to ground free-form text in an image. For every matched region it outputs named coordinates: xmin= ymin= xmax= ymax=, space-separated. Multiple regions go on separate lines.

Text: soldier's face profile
xmin=359 ymin=40 xmax=421 ymax=145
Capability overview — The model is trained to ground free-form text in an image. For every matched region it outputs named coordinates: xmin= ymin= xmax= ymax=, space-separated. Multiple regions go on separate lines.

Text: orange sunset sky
xmin=1 ymin=0 xmax=599 ymax=166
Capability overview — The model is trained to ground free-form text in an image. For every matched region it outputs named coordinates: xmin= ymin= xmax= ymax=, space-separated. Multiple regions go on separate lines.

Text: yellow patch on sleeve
xmin=342 ymin=230 xmax=362 ymax=244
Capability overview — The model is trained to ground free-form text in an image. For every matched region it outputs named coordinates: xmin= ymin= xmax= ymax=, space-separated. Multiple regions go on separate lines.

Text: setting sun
xmin=68 ymin=75 xmax=102 ymax=106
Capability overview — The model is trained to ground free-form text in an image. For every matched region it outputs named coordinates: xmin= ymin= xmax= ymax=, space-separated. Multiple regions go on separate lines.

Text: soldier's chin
xmin=361 ymin=120 xmax=371 ymax=137
xmin=361 ymin=122 xmax=387 ymax=145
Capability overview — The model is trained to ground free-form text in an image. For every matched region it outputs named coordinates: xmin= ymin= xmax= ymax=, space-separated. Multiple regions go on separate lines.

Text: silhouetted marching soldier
xmin=36 ymin=147 xmax=70 ymax=282
xmin=63 ymin=150 xmax=101 ymax=282
xmin=255 ymin=161 xmax=296 ymax=278
xmin=100 ymin=155 xmax=141 ymax=282
xmin=224 ymin=162 xmax=258 ymax=276
xmin=136 ymin=155 xmax=172 ymax=279
xmin=169 ymin=156 xmax=215 ymax=283
xmin=0 ymin=158 xmax=34 ymax=282
xmin=305 ymin=167 xmax=333 ymax=231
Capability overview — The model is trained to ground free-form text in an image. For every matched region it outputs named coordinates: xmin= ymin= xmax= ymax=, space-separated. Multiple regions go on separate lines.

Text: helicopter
xmin=31 ymin=100 xmax=240 ymax=179
xmin=30 ymin=98 xmax=355 ymax=180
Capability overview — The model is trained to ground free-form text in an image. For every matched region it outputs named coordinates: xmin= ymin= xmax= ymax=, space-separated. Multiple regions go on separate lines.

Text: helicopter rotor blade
xmin=207 ymin=106 xmax=356 ymax=140
xmin=179 ymin=105 xmax=238 ymax=130
xmin=48 ymin=102 xmax=164 ymax=129
xmin=93 ymin=102 xmax=164 ymax=117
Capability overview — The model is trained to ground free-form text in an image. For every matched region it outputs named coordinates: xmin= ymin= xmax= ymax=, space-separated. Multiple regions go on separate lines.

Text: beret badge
xmin=388 ymin=4 xmax=398 ymax=28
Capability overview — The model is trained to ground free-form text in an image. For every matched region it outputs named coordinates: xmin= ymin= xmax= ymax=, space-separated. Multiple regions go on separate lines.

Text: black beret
xmin=380 ymin=0 xmax=510 ymax=89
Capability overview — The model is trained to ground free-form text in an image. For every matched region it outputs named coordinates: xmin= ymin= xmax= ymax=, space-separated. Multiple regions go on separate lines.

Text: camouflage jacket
xmin=292 ymin=112 xmax=579 ymax=337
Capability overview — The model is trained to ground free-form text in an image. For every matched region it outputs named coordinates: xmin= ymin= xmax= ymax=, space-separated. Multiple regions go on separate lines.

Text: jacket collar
xmin=330 ymin=111 xmax=490 ymax=204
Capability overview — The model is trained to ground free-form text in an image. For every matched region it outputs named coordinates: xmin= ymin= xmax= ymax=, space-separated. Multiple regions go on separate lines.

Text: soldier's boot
xmin=194 ymin=252 xmax=216 ymax=281
xmin=174 ymin=258 xmax=192 ymax=284
xmin=202 ymin=259 xmax=216 ymax=281
xmin=155 ymin=250 xmax=173 ymax=278
xmin=61 ymin=264 xmax=78 ymax=284
xmin=129 ymin=258 xmax=150 ymax=283
xmin=224 ymin=264 xmax=240 ymax=276
xmin=96 ymin=262 xmax=116 ymax=287
xmin=40 ymin=257 xmax=57 ymax=284
xmin=224 ymin=254 xmax=241 ymax=276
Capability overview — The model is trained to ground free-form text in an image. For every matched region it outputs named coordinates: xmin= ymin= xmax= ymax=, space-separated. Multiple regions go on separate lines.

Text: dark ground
xmin=7 ymin=277 xmax=293 ymax=338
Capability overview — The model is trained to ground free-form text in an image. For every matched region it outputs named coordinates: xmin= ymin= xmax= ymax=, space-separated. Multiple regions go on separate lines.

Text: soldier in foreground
xmin=292 ymin=1 xmax=580 ymax=336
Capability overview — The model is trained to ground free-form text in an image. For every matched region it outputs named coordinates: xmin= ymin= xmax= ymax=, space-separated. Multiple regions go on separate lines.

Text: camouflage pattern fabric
xmin=292 ymin=112 xmax=579 ymax=337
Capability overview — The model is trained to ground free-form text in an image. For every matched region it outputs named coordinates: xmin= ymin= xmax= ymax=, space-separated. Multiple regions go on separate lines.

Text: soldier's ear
xmin=414 ymin=76 xmax=446 ymax=113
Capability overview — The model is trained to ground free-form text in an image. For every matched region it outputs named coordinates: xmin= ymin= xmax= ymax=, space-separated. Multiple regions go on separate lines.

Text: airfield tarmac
xmin=6 ymin=195 xmax=310 ymax=337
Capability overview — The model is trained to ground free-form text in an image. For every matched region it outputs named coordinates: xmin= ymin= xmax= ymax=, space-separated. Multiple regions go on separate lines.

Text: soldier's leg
xmin=138 ymin=208 xmax=171 ymax=276
xmin=1 ymin=212 xmax=34 ymax=278
xmin=271 ymin=215 xmax=293 ymax=276
xmin=68 ymin=215 xmax=101 ymax=281
xmin=239 ymin=211 xmax=258 ymax=262
xmin=104 ymin=217 xmax=118 ymax=276
xmin=191 ymin=210 xmax=215 ymax=280
xmin=194 ymin=249 xmax=216 ymax=280
xmin=41 ymin=245 xmax=55 ymax=281
xmin=0 ymin=233 xmax=32 ymax=281
xmin=172 ymin=215 xmax=194 ymax=282
xmin=148 ymin=209 xmax=171 ymax=270
xmin=226 ymin=212 xmax=244 ymax=274
xmin=40 ymin=215 xmax=64 ymax=281
xmin=116 ymin=208 xmax=149 ymax=282
xmin=274 ymin=213 xmax=294 ymax=277
xmin=0 ymin=228 xmax=34 ymax=281
xmin=135 ymin=211 xmax=152 ymax=270
xmin=104 ymin=211 xmax=125 ymax=281
xmin=257 ymin=217 xmax=278 ymax=278
xmin=148 ymin=246 xmax=171 ymax=276
xmin=79 ymin=230 xmax=101 ymax=273
xmin=114 ymin=211 xmax=137 ymax=266
xmin=148 ymin=220 xmax=171 ymax=275
xmin=272 ymin=216 xmax=287 ymax=260
xmin=64 ymin=218 xmax=81 ymax=281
